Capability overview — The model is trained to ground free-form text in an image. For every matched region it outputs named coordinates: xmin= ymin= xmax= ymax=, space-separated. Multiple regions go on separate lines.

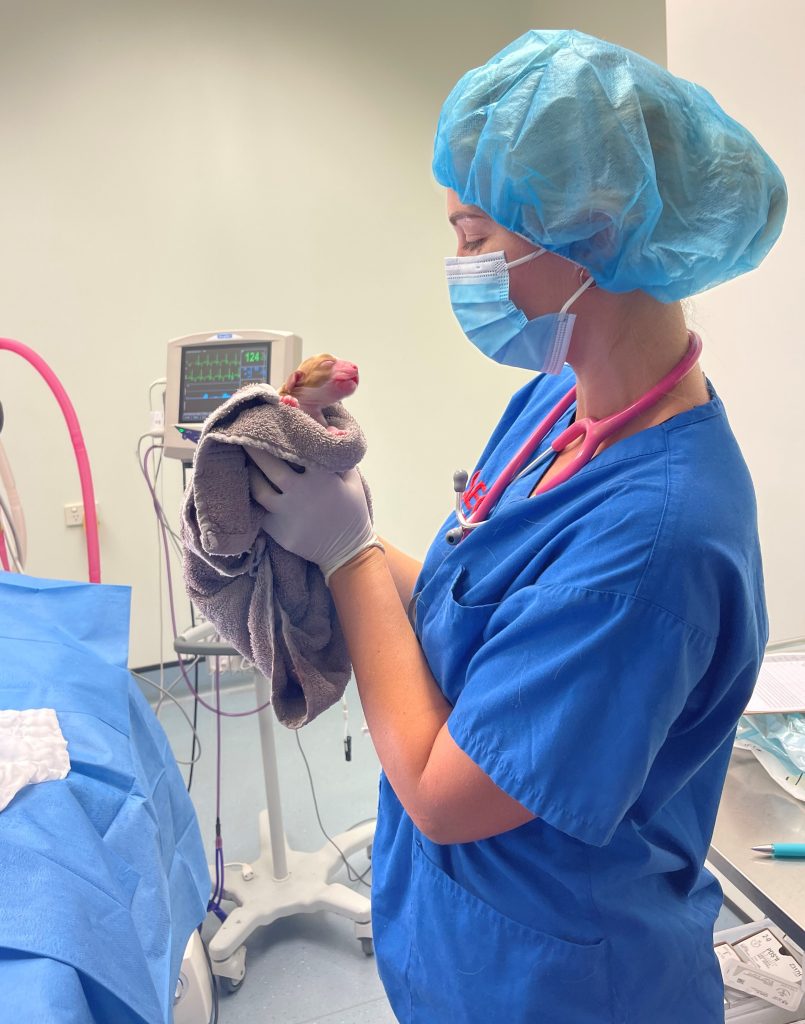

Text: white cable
xmin=131 ymin=669 xmax=203 ymax=765
xmin=137 ymin=405 xmax=201 ymax=722
xmin=0 ymin=439 xmax=26 ymax=565
xmin=140 ymin=390 xmax=171 ymax=710
xmin=137 ymin=433 xmax=169 ymax=711
xmin=136 ymin=436 xmax=184 ymax=557
xmin=0 ymin=491 xmax=23 ymax=571
xmin=138 ymin=434 xmax=184 ymax=708
xmin=156 ymin=446 xmax=166 ymax=711
xmin=148 ymin=378 xmax=167 ymax=411
xmin=156 ymin=522 xmax=166 ymax=714
xmin=152 ymin=659 xmax=198 ymax=708
xmin=1 ymin=525 xmax=23 ymax=572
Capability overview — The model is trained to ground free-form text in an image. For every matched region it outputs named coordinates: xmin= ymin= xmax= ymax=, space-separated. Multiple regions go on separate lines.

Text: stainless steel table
xmin=710 ymin=748 xmax=805 ymax=949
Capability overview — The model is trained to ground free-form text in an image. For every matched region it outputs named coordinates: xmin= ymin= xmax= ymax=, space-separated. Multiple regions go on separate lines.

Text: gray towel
xmin=180 ymin=383 xmax=369 ymax=728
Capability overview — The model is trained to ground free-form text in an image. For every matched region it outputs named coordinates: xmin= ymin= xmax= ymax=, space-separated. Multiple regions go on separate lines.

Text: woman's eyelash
xmin=463 ymin=238 xmax=485 ymax=252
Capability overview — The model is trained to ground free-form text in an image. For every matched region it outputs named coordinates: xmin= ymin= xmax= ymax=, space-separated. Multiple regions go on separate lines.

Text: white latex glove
xmin=245 ymin=447 xmax=382 ymax=582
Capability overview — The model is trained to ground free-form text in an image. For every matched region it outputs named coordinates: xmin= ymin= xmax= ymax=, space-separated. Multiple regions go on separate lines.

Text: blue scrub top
xmin=371 ymin=367 xmax=767 ymax=1023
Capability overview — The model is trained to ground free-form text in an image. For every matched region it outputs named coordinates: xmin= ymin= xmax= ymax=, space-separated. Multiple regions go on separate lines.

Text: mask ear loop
xmin=560 ymin=272 xmax=596 ymax=314
xmin=506 ymin=248 xmax=547 ymax=269
xmin=507 ymin=250 xmax=595 ymax=311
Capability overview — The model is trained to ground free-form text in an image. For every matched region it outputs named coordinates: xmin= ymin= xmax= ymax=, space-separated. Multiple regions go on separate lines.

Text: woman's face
xmin=446 ymin=189 xmax=581 ymax=319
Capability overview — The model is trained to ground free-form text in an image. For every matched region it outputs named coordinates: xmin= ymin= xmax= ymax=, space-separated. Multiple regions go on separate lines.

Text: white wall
xmin=666 ymin=0 xmax=803 ymax=642
xmin=0 ymin=1 xmax=665 ymax=666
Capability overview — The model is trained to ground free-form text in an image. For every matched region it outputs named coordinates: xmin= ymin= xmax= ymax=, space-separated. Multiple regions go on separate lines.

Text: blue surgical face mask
xmin=444 ymin=249 xmax=595 ymax=373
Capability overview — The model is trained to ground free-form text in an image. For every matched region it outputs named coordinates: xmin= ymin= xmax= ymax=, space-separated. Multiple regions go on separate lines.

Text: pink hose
xmin=0 ymin=337 xmax=101 ymax=583
xmin=0 ymin=530 xmax=9 ymax=572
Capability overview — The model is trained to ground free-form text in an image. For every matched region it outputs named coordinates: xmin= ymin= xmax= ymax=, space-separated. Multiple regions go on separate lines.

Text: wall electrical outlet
xmin=63 ymin=502 xmax=101 ymax=528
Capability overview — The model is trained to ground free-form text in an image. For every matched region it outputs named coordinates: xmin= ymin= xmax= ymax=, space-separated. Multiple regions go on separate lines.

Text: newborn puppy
xmin=278 ymin=353 xmax=359 ymax=434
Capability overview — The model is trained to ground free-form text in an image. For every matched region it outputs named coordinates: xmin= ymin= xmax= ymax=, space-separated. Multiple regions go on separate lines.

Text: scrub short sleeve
xmin=447 ymin=583 xmax=716 ymax=847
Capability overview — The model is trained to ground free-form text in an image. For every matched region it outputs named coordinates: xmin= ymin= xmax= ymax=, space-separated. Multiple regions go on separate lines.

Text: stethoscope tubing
xmin=448 ymin=332 xmax=703 ymax=545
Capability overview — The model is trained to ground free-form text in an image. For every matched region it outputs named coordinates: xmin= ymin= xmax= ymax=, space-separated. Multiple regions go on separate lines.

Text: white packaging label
xmin=718 ymin=945 xmax=756 ymax=1010
xmin=734 ymin=928 xmax=803 ymax=984
xmin=723 ymin=961 xmax=804 ymax=1011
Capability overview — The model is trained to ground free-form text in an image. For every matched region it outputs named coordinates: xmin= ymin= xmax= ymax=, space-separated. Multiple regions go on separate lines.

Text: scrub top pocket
xmin=414 ymin=566 xmax=501 ymax=707
xmin=407 ymin=839 xmax=614 ymax=1023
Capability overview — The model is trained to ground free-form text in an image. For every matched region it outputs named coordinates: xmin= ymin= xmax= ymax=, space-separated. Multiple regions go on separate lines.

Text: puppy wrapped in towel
xmin=180 ymin=354 xmax=372 ymax=728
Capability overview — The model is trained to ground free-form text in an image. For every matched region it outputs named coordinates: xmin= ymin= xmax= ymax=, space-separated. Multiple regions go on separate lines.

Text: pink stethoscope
xmin=446 ymin=331 xmax=703 ymax=545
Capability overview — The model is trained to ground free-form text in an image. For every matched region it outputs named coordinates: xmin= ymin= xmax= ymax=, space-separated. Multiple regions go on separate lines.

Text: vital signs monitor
xmin=164 ymin=329 xmax=302 ymax=462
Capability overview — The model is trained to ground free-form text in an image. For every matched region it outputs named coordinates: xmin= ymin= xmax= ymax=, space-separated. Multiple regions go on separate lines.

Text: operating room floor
xmin=143 ymin=665 xmax=744 ymax=1024
xmin=145 ymin=666 xmax=395 ymax=1024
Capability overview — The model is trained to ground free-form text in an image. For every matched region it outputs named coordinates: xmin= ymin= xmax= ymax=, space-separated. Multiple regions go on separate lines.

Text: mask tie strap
xmin=560 ymin=273 xmax=596 ymax=314
xmin=506 ymin=248 xmax=546 ymax=269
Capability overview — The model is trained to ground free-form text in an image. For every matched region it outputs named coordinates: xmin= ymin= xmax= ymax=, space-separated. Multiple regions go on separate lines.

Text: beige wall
xmin=0 ymin=1 xmax=666 ymax=666
xmin=667 ymin=0 xmax=802 ymax=641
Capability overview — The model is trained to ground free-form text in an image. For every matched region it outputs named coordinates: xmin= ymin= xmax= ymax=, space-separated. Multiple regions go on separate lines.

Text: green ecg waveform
xmin=184 ymin=351 xmax=243 ymax=384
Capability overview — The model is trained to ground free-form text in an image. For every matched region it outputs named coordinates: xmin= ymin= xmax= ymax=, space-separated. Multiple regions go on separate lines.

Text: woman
xmin=248 ymin=30 xmax=786 ymax=1023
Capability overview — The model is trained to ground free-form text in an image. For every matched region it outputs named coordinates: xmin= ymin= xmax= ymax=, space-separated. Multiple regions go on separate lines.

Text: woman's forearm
xmin=329 ymin=547 xmax=450 ymax=826
xmin=377 ymin=536 xmax=423 ymax=611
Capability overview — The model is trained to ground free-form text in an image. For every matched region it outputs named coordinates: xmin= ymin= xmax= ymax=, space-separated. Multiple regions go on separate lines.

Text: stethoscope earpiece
xmin=453 ymin=470 xmax=469 ymax=493
xmin=447 ymin=469 xmax=480 ymax=546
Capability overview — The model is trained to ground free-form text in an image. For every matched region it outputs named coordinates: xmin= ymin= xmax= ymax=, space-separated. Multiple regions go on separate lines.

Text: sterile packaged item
xmin=737 ymin=713 xmax=805 ymax=784
xmin=718 ymin=942 xmax=764 ymax=1015
xmin=716 ymin=920 xmax=805 ymax=1023
xmin=723 ymin=962 xmax=803 ymax=1013
xmin=718 ymin=942 xmax=745 ymax=967
xmin=716 ymin=937 xmax=741 ymax=970
xmin=734 ymin=929 xmax=803 ymax=984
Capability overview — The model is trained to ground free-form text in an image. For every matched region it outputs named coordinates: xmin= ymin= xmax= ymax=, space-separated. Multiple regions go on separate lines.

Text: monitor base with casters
xmin=209 ymin=808 xmax=375 ymax=987
xmin=173 ymin=630 xmax=376 ymax=993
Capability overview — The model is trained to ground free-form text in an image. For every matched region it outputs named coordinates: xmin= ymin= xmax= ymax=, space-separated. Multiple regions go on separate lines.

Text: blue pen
xmin=752 ymin=843 xmax=805 ymax=858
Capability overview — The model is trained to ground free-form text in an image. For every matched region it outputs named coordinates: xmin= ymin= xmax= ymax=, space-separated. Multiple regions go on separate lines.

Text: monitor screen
xmin=179 ymin=343 xmax=271 ymax=423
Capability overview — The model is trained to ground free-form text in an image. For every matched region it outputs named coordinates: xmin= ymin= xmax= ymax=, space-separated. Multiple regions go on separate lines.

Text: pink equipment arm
xmin=0 ymin=337 xmax=101 ymax=583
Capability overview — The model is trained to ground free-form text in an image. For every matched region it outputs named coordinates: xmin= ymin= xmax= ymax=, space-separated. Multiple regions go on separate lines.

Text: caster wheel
xmin=360 ymin=937 xmax=374 ymax=957
xmin=219 ymin=973 xmax=245 ymax=995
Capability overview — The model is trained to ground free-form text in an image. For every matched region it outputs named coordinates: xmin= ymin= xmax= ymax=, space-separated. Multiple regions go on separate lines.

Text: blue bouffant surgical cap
xmin=433 ymin=30 xmax=787 ymax=302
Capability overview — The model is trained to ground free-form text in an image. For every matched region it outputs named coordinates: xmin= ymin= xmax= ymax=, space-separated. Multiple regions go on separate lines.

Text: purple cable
xmin=215 ymin=655 xmax=223 ymax=821
xmin=207 ymin=658 xmax=228 ymax=922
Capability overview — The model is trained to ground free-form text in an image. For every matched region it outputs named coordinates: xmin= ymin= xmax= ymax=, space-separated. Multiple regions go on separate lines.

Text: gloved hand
xmin=245 ymin=447 xmax=382 ymax=582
